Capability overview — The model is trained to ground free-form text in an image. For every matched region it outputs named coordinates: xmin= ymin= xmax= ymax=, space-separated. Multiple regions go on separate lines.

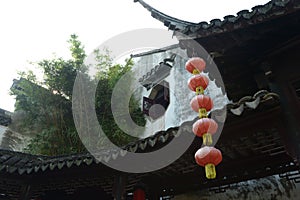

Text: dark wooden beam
xmin=250 ymin=35 xmax=300 ymax=66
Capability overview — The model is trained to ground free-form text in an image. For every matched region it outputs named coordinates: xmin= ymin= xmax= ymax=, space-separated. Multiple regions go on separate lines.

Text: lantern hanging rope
xmin=185 ymin=57 xmax=223 ymax=179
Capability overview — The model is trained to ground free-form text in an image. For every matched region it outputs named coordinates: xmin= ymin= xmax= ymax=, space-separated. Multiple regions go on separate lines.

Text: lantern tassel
xmin=199 ymin=108 xmax=208 ymax=118
xmin=192 ymin=69 xmax=200 ymax=75
xmin=202 ymin=133 xmax=213 ymax=146
xmin=196 ymin=86 xmax=204 ymax=95
xmin=205 ymin=163 xmax=216 ymax=179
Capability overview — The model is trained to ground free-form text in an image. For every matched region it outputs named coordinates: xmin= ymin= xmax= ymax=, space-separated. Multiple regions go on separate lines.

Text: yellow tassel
xmin=192 ymin=69 xmax=200 ymax=75
xmin=199 ymin=108 xmax=208 ymax=118
xmin=202 ymin=133 xmax=213 ymax=146
xmin=196 ymin=86 xmax=204 ymax=95
xmin=205 ymin=163 xmax=216 ymax=179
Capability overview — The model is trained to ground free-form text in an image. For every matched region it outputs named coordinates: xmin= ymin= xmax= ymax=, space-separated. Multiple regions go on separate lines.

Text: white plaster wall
xmin=133 ymin=48 xmax=229 ymax=138
xmin=0 ymin=125 xmax=30 ymax=151
xmin=0 ymin=125 xmax=7 ymax=145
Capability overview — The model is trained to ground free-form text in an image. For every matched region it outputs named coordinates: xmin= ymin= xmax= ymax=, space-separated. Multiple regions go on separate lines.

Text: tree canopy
xmin=10 ymin=34 xmax=145 ymax=156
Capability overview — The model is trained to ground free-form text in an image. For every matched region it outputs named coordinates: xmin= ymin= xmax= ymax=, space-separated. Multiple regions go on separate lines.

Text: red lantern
xmin=190 ymin=95 xmax=214 ymax=118
xmin=185 ymin=57 xmax=206 ymax=75
xmin=186 ymin=56 xmax=222 ymax=180
xmin=188 ymin=74 xmax=209 ymax=95
xmin=133 ymin=188 xmax=145 ymax=200
xmin=193 ymin=118 xmax=218 ymax=145
xmin=195 ymin=146 xmax=222 ymax=179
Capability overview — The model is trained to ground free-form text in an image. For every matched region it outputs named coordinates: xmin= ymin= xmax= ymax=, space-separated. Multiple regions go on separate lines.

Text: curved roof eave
xmin=134 ymin=0 xmax=300 ymax=39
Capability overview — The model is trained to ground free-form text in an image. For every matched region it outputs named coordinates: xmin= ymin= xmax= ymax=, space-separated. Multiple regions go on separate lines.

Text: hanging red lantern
xmin=185 ymin=57 xmax=206 ymax=75
xmin=188 ymin=74 xmax=209 ymax=95
xmin=195 ymin=146 xmax=222 ymax=179
xmin=193 ymin=118 xmax=218 ymax=145
xmin=186 ymin=56 xmax=222 ymax=180
xmin=133 ymin=188 xmax=146 ymax=200
xmin=190 ymin=95 xmax=214 ymax=118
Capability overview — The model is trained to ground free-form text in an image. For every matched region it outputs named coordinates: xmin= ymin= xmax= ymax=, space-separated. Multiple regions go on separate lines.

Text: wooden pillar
xmin=263 ymin=63 xmax=300 ymax=164
xmin=112 ymin=174 xmax=127 ymax=200
xmin=19 ymin=185 xmax=31 ymax=200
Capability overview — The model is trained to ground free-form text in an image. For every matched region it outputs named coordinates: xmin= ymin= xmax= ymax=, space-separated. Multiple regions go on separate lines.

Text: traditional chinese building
xmin=0 ymin=108 xmax=12 ymax=127
xmin=1 ymin=0 xmax=300 ymax=199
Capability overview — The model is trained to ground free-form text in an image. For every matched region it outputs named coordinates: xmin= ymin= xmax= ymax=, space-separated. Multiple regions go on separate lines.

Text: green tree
xmin=10 ymin=35 xmax=145 ymax=155
xmin=94 ymin=50 xmax=145 ymax=147
xmin=11 ymin=34 xmax=87 ymax=155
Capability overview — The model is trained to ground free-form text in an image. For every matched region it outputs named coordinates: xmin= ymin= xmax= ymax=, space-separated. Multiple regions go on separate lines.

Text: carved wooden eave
xmin=0 ymin=90 xmax=296 ymax=198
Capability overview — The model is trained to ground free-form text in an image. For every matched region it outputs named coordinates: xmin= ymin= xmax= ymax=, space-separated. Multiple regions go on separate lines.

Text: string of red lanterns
xmin=185 ymin=57 xmax=222 ymax=179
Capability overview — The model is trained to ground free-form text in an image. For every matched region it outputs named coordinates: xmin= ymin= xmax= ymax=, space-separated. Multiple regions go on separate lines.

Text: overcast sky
xmin=0 ymin=0 xmax=269 ymax=112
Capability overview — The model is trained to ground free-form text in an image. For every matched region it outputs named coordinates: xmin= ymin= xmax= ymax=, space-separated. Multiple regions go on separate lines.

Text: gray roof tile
xmin=134 ymin=0 xmax=300 ymax=38
xmin=0 ymin=90 xmax=280 ymax=175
